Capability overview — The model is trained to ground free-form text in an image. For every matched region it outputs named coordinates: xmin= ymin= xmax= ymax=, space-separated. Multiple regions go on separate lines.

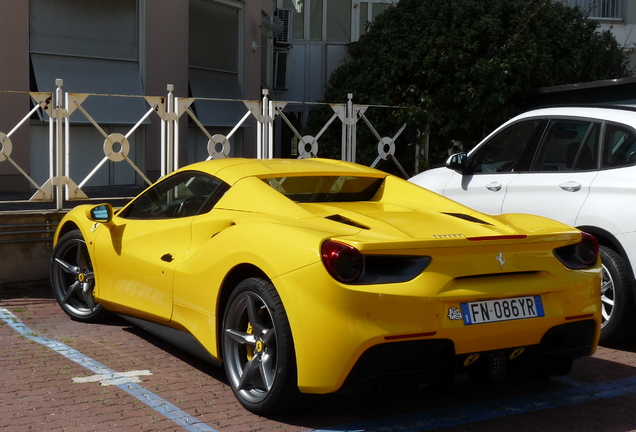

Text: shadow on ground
xmin=0 ymin=279 xmax=53 ymax=301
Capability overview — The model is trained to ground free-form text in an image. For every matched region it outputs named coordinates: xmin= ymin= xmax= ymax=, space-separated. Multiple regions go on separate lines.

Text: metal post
xmin=48 ymin=94 xmax=55 ymax=202
xmin=341 ymin=104 xmax=347 ymax=162
xmin=55 ymin=79 xmax=64 ymax=210
xmin=259 ymin=89 xmax=269 ymax=159
xmin=350 ymin=95 xmax=357 ymax=164
xmin=173 ymin=95 xmax=180 ymax=172
xmin=166 ymin=84 xmax=175 ymax=175
xmin=346 ymin=93 xmax=354 ymax=162
xmin=160 ymin=111 xmax=166 ymax=178
xmin=268 ymin=97 xmax=274 ymax=159
xmin=64 ymin=91 xmax=71 ymax=201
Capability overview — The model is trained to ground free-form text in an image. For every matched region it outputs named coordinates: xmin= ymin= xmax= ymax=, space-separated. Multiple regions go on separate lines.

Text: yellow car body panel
xmin=51 ymin=158 xmax=601 ymax=403
xmin=276 ymin=262 xmax=599 ymax=393
xmin=91 ymin=217 xmax=194 ymax=321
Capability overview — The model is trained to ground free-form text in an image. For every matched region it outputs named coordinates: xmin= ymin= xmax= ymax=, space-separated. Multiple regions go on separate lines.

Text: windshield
xmin=263 ymin=175 xmax=384 ymax=202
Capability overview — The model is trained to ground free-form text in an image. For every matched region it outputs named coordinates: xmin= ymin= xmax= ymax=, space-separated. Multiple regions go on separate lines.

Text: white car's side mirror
xmin=445 ymin=152 xmax=468 ymax=174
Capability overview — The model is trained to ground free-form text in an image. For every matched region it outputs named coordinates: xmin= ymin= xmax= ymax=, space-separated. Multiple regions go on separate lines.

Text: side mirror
xmin=86 ymin=203 xmax=115 ymax=229
xmin=445 ymin=152 xmax=468 ymax=174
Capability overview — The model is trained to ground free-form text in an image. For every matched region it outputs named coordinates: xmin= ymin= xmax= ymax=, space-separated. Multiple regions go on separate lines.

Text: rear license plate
xmin=460 ymin=296 xmax=544 ymax=325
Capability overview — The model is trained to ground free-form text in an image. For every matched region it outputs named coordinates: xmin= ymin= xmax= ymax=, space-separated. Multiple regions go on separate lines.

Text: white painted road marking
xmin=72 ymin=370 xmax=153 ymax=386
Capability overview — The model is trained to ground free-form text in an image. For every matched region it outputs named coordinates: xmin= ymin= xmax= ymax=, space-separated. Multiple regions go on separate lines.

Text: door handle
xmin=160 ymin=253 xmax=174 ymax=263
xmin=485 ymin=182 xmax=502 ymax=192
xmin=559 ymin=181 xmax=582 ymax=192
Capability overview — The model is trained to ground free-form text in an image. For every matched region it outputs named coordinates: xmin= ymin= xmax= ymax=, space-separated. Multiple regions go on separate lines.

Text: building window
xmin=359 ymin=1 xmax=396 ymax=37
xmin=282 ymin=0 xmax=397 ymax=43
xmin=326 ymin=0 xmax=352 ymax=42
xmin=188 ymin=0 xmax=245 ymax=127
xmin=189 ymin=0 xmax=240 ymax=76
xmin=562 ymin=0 xmax=624 ymax=20
xmin=29 ymin=0 xmax=146 ymax=188
xmin=29 ymin=0 xmax=145 ymax=124
xmin=310 ymin=0 xmax=324 ymax=41
xmin=30 ymin=0 xmax=138 ymax=60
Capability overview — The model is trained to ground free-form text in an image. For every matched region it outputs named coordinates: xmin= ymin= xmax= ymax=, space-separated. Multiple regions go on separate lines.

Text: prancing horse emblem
xmin=496 ymin=252 xmax=505 ymax=267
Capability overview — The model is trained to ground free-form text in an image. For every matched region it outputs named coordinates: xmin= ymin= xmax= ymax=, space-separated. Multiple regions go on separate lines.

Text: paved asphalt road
xmin=2 ymin=281 xmax=636 ymax=431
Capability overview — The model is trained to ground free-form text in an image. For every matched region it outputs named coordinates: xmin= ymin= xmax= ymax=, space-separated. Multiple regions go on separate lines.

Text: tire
xmin=222 ymin=277 xmax=299 ymax=415
xmin=50 ymin=230 xmax=108 ymax=322
xmin=599 ymin=246 xmax=636 ymax=346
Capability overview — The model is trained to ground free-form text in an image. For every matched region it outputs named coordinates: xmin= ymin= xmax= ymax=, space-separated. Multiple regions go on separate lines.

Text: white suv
xmin=410 ymin=106 xmax=636 ymax=345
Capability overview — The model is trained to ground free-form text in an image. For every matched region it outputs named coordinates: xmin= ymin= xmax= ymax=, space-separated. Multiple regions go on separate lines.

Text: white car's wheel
xmin=599 ymin=246 xmax=636 ymax=345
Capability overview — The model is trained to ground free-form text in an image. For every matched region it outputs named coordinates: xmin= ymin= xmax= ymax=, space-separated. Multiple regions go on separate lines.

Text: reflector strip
xmin=384 ymin=332 xmax=437 ymax=341
xmin=565 ymin=313 xmax=595 ymax=321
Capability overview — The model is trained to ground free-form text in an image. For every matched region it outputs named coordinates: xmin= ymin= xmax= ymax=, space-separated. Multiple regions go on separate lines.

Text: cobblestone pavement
xmin=3 ymin=281 xmax=636 ymax=431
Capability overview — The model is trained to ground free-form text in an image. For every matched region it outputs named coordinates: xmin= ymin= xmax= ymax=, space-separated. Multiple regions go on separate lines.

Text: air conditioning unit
xmin=273 ymin=51 xmax=289 ymax=90
xmin=274 ymin=9 xmax=293 ymax=45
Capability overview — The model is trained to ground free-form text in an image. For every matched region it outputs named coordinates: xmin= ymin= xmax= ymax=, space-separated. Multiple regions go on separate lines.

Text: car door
xmin=577 ymin=122 xmax=636 ymax=230
xmin=502 ymin=119 xmax=600 ymax=225
xmin=92 ymin=171 xmax=226 ymax=322
xmin=442 ymin=119 xmax=544 ymax=214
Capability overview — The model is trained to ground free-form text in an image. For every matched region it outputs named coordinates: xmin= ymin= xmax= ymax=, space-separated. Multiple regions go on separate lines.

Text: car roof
xmin=182 ymin=158 xmax=387 ymax=185
xmin=513 ymin=105 xmax=636 ymax=126
xmin=468 ymin=105 xmax=636 ymax=152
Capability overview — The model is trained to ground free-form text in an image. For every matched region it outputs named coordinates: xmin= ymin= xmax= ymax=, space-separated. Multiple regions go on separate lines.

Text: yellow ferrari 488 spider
xmin=51 ymin=158 xmax=601 ymax=414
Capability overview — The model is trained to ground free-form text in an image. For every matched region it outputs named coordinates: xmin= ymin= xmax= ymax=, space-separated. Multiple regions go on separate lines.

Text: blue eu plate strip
xmin=534 ymin=294 xmax=545 ymax=316
xmin=460 ymin=302 xmax=472 ymax=325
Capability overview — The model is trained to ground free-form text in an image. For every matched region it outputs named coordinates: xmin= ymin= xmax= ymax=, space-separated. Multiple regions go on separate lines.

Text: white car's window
xmin=531 ymin=120 xmax=599 ymax=172
xmin=602 ymin=124 xmax=636 ymax=169
xmin=469 ymin=120 xmax=542 ymax=173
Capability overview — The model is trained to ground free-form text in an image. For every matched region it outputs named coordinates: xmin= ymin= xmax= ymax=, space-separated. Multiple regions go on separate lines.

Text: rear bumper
xmin=339 ymin=319 xmax=596 ymax=393
xmin=274 ymin=262 xmax=601 ymax=394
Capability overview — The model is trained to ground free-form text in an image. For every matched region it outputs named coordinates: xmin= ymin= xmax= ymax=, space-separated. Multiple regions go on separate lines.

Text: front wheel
xmin=50 ymin=230 xmax=108 ymax=322
xmin=599 ymin=246 xmax=636 ymax=346
xmin=222 ymin=277 xmax=299 ymax=414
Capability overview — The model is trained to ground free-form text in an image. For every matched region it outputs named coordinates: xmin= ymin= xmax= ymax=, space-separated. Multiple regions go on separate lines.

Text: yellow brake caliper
xmin=246 ymin=322 xmax=254 ymax=361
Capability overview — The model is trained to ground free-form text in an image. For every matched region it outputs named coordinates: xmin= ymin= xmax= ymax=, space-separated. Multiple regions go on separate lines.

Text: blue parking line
xmin=0 ymin=307 xmax=218 ymax=432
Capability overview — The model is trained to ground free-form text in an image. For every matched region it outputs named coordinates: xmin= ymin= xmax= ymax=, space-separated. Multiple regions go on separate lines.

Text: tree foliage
xmin=311 ymin=0 xmax=631 ymax=171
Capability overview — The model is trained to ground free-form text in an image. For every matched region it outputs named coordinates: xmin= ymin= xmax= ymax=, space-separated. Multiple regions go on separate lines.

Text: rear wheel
xmin=599 ymin=246 xmax=636 ymax=346
xmin=222 ymin=277 xmax=299 ymax=414
xmin=50 ymin=230 xmax=108 ymax=322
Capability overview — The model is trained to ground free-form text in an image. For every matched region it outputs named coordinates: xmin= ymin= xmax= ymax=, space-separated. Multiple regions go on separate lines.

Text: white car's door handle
xmin=559 ymin=181 xmax=582 ymax=192
xmin=485 ymin=182 xmax=502 ymax=192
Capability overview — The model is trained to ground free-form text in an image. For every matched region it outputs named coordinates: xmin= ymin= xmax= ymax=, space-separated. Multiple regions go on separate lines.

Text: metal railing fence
xmin=0 ymin=81 xmax=419 ymax=211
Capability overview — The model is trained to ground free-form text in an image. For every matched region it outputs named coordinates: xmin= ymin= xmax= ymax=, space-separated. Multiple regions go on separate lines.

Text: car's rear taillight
xmin=553 ymin=233 xmax=599 ymax=270
xmin=577 ymin=233 xmax=599 ymax=266
xmin=321 ymin=240 xmax=363 ymax=283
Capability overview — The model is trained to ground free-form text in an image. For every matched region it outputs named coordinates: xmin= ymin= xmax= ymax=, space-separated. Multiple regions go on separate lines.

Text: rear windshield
xmin=263 ymin=175 xmax=384 ymax=202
